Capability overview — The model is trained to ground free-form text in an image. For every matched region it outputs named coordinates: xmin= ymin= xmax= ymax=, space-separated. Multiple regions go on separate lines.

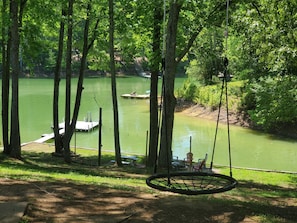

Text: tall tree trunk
xmin=148 ymin=0 xmax=162 ymax=168
xmin=63 ymin=0 xmax=74 ymax=163
xmin=109 ymin=0 xmax=122 ymax=166
xmin=66 ymin=2 xmax=91 ymax=150
xmin=158 ymin=1 xmax=182 ymax=168
xmin=62 ymin=1 xmax=94 ymax=163
xmin=9 ymin=0 xmax=21 ymax=158
xmin=2 ymin=0 xmax=10 ymax=154
xmin=53 ymin=7 xmax=66 ymax=154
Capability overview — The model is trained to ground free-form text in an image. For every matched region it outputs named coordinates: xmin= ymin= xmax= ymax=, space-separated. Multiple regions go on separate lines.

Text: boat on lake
xmin=121 ymin=91 xmax=150 ymax=99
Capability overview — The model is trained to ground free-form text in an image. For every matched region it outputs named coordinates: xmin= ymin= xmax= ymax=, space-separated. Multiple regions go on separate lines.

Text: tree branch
xmin=251 ymin=2 xmax=268 ymax=26
xmin=176 ymin=2 xmax=225 ymax=63
xmin=88 ymin=18 xmax=100 ymax=52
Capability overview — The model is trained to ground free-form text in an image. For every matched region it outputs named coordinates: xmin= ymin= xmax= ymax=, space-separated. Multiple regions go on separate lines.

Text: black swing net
xmin=146 ymin=0 xmax=237 ymax=195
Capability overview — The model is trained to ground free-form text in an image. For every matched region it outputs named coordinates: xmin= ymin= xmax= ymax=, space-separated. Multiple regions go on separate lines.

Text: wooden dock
xmin=34 ymin=121 xmax=99 ymax=143
xmin=57 ymin=121 xmax=99 ymax=132
xmin=34 ymin=129 xmax=65 ymax=143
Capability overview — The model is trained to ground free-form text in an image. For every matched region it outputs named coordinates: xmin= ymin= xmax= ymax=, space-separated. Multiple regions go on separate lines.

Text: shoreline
xmin=177 ymin=102 xmax=297 ymax=139
xmin=177 ymin=103 xmax=251 ymax=128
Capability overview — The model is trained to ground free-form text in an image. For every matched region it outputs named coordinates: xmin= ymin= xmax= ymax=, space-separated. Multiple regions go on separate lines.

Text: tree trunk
xmin=53 ymin=6 xmax=66 ymax=154
xmin=67 ymin=2 xmax=91 ymax=151
xmin=109 ymin=0 xmax=122 ymax=166
xmin=158 ymin=1 xmax=182 ymax=168
xmin=2 ymin=0 xmax=10 ymax=154
xmin=63 ymin=0 xmax=74 ymax=163
xmin=148 ymin=0 xmax=162 ymax=168
xmin=9 ymin=0 xmax=21 ymax=159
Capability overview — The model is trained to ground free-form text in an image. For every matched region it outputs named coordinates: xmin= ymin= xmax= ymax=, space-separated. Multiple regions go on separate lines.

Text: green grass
xmin=0 ymin=148 xmax=149 ymax=191
xmin=1 ymin=147 xmax=296 ymax=197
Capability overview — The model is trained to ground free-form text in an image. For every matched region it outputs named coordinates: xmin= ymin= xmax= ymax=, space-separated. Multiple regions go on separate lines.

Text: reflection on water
xmin=3 ymin=77 xmax=297 ymax=172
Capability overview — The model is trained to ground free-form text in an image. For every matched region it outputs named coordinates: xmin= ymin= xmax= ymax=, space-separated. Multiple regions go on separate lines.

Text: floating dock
xmin=34 ymin=121 xmax=99 ymax=143
xmin=57 ymin=121 xmax=99 ymax=132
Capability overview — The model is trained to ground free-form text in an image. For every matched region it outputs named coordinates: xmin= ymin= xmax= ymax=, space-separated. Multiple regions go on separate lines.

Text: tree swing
xmin=146 ymin=0 xmax=237 ymax=195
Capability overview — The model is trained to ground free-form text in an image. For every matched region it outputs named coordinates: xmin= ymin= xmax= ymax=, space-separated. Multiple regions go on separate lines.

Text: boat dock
xmin=57 ymin=121 xmax=99 ymax=132
xmin=34 ymin=121 xmax=99 ymax=143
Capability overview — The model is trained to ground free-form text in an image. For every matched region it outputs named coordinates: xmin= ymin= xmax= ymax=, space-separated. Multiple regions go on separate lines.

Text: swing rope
xmin=225 ymin=0 xmax=233 ymax=178
xmin=210 ymin=0 xmax=233 ymax=177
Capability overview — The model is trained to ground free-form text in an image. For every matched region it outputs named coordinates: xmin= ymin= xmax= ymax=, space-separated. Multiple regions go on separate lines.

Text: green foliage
xmin=246 ymin=75 xmax=297 ymax=131
xmin=186 ymin=27 xmax=224 ymax=85
xmin=197 ymin=81 xmax=244 ymax=110
xmin=175 ymin=78 xmax=199 ymax=101
xmin=195 ymin=84 xmax=221 ymax=110
xmin=231 ymin=0 xmax=297 ymax=77
xmin=177 ymin=79 xmax=244 ymax=111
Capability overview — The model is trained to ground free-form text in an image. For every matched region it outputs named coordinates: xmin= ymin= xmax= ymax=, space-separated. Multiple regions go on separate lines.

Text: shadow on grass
xmin=0 ymin=151 xmax=149 ymax=183
xmin=0 ymin=177 xmax=296 ymax=223
xmin=237 ymin=180 xmax=297 ymax=199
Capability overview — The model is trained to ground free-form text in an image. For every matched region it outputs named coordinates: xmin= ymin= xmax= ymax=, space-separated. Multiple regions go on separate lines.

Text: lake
xmin=2 ymin=77 xmax=297 ymax=172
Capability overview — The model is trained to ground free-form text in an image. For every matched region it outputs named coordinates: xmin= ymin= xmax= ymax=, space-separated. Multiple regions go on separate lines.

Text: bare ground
xmin=177 ymin=103 xmax=250 ymax=127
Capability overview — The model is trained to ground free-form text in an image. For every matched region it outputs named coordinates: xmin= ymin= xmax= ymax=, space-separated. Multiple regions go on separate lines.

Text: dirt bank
xmin=177 ymin=102 xmax=297 ymax=139
xmin=177 ymin=103 xmax=250 ymax=128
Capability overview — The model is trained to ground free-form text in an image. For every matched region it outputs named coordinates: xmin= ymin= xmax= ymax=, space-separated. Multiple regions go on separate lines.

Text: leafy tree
xmin=20 ymin=0 xmax=61 ymax=76
xmin=158 ymin=1 xmax=181 ymax=168
xmin=147 ymin=0 xmax=163 ymax=169
xmin=1 ymin=0 xmax=10 ymax=154
xmin=51 ymin=0 xmax=99 ymax=162
xmin=63 ymin=0 xmax=74 ymax=162
xmin=186 ymin=27 xmax=224 ymax=85
xmin=109 ymin=0 xmax=122 ymax=166
xmin=53 ymin=4 xmax=66 ymax=154
xmin=231 ymin=0 xmax=297 ymax=78
xmin=158 ymin=0 xmax=227 ymax=168
xmin=1 ymin=0 xmax=27 ymax=159
xmin=247 ymin=75 xmax=297 ymax=132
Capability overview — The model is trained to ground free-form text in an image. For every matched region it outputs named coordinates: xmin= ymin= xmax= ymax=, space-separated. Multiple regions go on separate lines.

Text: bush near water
xmin=176 ymin=75 xmax=297 ymax=138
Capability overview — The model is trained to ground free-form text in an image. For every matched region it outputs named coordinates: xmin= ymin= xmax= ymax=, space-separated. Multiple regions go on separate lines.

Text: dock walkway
xmin=34 ymin=129 xmax=65 ymax=143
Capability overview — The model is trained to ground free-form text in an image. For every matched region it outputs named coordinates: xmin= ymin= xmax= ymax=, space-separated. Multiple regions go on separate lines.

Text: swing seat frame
xmin=146 ymin=171 xmax=237 ymax=195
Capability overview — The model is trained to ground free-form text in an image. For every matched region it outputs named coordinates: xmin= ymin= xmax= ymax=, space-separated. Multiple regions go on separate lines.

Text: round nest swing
xmin=146 ymin=171 xmax=237 ymax=195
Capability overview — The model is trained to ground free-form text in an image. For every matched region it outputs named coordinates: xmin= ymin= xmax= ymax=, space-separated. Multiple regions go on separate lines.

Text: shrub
xmin=176 ymin=79 xmax=243 ymax=111
xmin=194 ymin=81 xmax=243 ymax=110
xmin=176 ymin=79 xmax=199 ymax=101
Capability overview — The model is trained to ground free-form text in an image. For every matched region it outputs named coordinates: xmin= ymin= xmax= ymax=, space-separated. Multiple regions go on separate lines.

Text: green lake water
xmin=2 ymin=77 xmax=297 ymax=172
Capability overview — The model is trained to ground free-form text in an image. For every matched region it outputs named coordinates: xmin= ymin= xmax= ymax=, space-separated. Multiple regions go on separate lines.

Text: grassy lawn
xmin=1 ymin=144 xmax=296 ymax=222
xmin=0 ymin=147 xmax=149 ymax=191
